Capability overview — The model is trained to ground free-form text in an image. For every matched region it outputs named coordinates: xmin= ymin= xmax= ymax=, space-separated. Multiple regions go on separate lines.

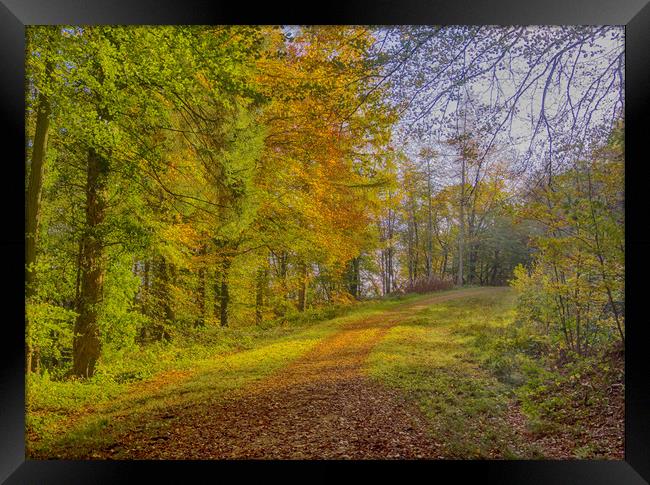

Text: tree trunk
xmin=156 ymin=256 xmax=173 ymax=340
xmin=457 ymin=156 xmax=466 ymax=286
xmin=468 ymin=242 xmax=477 ymax=285
xmin=196 ymin=263 xmax=206 ymax=327
xmin=385 ymin=203 xmax=394 ymax=294
xmin=407 ymin=219 xmax=414 ymax=286
xmin=26 ymin=348 xmax=33 ymax=375
xmin=72 ymin=146 xmax=109 ymax=378
xmin=220 ymin=259 xmax=231 ymax=327
xmin=138 ymin=258 xmax=150 ymax=343
xmin=26 ymin=62 xmax=52 ymax=296
xmin=347 ymin=257 xmax=361 ymax=299
xmin=213 ymin=267 xmax=221 ymax=321
xmin=277 ymin=251 xmax=289 ymax=302
xmin=412 ymin=214 xmax=419 ymax=282
xmin=25 ymin=68 xmax=52 ymax=374
xmin=255 ymin=265 xmax=267 ymax=326
xmin=466 ymin=211 xmax=478 ymax=284
xmin=426 ymin=158 xmax=433 ymax=279
xmin=353 ymin=257 xmax=360 ymax=299
xmin=490 ymin=250 xmax=499 ymax=286
xmin=441 ymin=248 xmax=448 ymax=278
xmin=297 ymin=260 xmax=308 ymax=311
xmin=193 ymin=244 xmax=208 ymax=327
xmin=142 ymin=258 xmax=150 ymax=307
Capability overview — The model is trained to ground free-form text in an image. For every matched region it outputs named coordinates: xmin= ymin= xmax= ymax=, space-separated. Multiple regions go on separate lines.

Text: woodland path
xmin=103 ymin=288 xmax=499 ymax=459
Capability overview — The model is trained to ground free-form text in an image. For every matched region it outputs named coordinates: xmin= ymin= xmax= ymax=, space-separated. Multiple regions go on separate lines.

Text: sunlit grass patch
xmin=29 ymin=318 xmax=337 ymax=457
xmin=365 ymin=288 xmax=539 ymax=458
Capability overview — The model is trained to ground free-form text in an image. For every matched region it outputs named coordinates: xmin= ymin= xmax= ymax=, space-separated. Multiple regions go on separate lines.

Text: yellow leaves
xmin=194 ymin=71 xmax=212 ymax=91
xmin=253 ymin=28 xmax=392 ymax=267
xmin=161 ymin=223 xmax=200 ymax=249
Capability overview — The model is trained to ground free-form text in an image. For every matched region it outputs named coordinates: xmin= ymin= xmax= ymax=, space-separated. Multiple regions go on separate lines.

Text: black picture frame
xmin=1 ymin=1 xmax=649 ymax=483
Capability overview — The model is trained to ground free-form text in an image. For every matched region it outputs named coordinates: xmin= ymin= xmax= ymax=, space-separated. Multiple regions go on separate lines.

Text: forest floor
xmin=29 ymin=287 xmax=623 ymax=460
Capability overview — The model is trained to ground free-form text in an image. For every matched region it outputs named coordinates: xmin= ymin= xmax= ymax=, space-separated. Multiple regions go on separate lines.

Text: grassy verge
xmin=366 ymin=287 xmax=624 ymax=459
xmin=27 ymin=292 xmax=425 ymax=458
xmin=366 ymin=287 xmax=543 ymax=458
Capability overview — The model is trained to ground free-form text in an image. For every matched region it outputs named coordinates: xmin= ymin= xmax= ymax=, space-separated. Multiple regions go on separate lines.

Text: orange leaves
xmin=249 ymin=26 xmax=393 ymax=271
xmin=160 ymin=222 xmax=200 ymax=250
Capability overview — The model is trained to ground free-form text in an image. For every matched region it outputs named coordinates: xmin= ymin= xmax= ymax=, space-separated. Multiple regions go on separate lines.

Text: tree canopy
xmin=25 ymin=25 xmax=624 ymax=379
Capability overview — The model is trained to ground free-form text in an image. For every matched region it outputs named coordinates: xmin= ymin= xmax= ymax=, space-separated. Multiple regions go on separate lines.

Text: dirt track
xmin=103 ymin=288 xmax=497 ymax=459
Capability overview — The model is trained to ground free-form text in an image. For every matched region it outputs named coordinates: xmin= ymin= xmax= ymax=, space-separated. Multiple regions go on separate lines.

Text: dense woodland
xmin=25 ymin=23 xmax=623 ymax=410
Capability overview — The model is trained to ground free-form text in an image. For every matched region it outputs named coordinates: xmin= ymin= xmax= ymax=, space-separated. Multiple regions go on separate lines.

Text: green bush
xmin=26 ymin=301 xmax=77 ymax=376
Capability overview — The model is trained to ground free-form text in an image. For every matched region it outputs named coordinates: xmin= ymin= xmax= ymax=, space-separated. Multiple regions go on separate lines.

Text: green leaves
xmin=510 ymin=123 xmax=624 ymax=354
xmin=26 ymin=301 xmax=77 ymax=368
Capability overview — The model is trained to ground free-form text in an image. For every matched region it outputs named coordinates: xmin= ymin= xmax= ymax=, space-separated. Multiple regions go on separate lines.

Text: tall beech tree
xmin=25 ymin=27 xmax=58 ymax=372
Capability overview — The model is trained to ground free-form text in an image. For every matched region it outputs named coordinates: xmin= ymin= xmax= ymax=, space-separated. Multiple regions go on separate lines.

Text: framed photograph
xmin=2 ymin=0 xmax=649 ymax=483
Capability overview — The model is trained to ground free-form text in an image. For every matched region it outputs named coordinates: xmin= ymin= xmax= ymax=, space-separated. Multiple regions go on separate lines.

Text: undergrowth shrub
xmin=399 ymin=277 xmax=454 ymax=295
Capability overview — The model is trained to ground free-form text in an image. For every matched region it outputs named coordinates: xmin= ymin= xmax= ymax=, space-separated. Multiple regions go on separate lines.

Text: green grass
xmin=27 ymin=291 xmax=428 ymax=458
xmin=366 ymin=287 xmax=544 ymax=458
xmin=32 ymin=287 xmax=610 ymax=459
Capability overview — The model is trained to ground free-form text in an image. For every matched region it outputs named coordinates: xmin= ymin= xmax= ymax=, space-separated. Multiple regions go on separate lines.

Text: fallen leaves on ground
xmin=91 ymin=290 xmax=492 ymax=459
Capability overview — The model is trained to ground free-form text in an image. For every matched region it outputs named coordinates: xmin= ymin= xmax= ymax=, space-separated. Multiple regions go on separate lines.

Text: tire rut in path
xmin=109 ymin=288 xmax=499 ymax=459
